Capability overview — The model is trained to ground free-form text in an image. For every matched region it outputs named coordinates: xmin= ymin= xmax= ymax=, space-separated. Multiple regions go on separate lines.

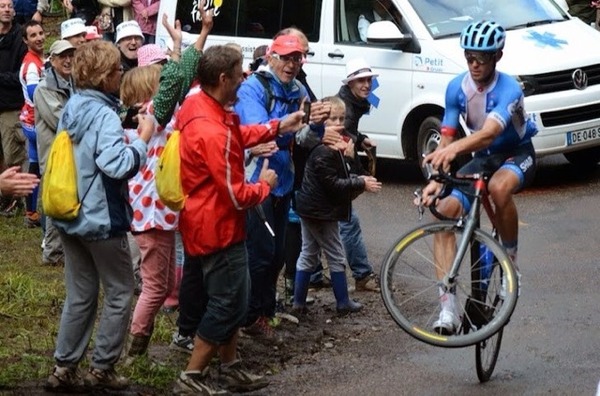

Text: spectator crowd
xmin=1 ymin=0 xmax=388 ymax=394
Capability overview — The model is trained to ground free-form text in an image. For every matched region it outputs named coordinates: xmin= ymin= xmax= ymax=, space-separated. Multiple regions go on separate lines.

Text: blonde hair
xmin=72 ymin=40 xmax=120 ymax=91
xmin=322 ymin=96 xmax=346 ymax=112
xmin=120 ymin=64 xmax=161 ymax=107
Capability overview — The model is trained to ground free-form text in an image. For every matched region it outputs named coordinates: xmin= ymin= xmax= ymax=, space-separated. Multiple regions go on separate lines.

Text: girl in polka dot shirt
xmin=120 ymin=64 xmax=179 ymax=357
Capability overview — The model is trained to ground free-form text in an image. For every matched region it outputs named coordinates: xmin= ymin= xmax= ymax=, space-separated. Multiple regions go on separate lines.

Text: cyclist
xmin=418 ymin=20 xmax=537 ymax=335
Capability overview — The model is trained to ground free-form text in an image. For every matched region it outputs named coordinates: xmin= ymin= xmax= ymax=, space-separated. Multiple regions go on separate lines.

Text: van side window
xmin=175 ymin=0 xmax=321 ymax=41
xmin=336 ymin=0 xmax=403 ymax=43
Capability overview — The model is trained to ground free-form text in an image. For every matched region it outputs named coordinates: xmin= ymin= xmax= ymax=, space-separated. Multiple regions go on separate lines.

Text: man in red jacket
xmin=171 ymin=44 xmax=305 ymax=395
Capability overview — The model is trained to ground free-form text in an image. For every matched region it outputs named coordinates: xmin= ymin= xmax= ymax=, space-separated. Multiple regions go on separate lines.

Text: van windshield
xmin=410 ymin=0 xmax=569 ymax=39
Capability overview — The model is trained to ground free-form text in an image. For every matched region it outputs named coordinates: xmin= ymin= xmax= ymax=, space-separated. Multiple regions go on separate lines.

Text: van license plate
xmin=567 ymin=128 xmax=599 ymax=146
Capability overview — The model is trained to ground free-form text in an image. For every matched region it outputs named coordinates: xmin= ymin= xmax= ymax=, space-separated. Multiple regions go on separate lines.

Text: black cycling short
xmin=449 ymin=142 xmax=536 ymax=212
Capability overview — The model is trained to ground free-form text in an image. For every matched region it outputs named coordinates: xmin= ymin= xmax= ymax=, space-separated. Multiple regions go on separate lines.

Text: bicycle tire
xmin=380 ymin=221 xmax=518 ymax=348
xmin=473 ymin=237 xmax=504 ymax=382
xmin=476 ymin=326 xmax=503 ymax=381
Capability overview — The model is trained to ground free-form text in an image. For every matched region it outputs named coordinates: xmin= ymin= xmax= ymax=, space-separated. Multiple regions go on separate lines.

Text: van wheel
xmin=416 ymin=116 xmax=469 ymax=178
xmin=417 ymin=116 xmax=442 ymax=162
xmin=563 ymin=147 xmax=600 ymax=168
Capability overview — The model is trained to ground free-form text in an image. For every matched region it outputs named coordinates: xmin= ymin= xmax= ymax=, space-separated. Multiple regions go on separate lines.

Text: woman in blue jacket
xmin=44 ymin=40 xmax=155 ymax=393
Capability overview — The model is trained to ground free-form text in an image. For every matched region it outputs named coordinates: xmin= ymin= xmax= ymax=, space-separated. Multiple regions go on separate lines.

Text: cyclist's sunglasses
xmin=464 ymin=51 xmax=496 ymax=65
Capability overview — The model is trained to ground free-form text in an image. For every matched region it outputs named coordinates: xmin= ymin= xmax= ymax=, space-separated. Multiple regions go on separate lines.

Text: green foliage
xmin=0 ymin=216 xmax=181 ymax=392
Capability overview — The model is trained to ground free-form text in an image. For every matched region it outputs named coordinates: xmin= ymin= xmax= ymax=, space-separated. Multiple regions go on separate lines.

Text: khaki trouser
xmin=0 ymin=109 xmax=27 ymax=171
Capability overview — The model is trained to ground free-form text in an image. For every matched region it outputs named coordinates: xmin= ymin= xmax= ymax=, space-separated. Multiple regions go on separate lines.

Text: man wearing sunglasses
xmin=235 ymin=33 xmax=330 ymax=339
xmin=419 ymin=20 xmax=537 ymax=335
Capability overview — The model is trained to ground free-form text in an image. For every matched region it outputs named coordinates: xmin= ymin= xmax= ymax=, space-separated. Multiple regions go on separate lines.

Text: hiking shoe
xmin=433 ymin=308 xmax=460 ymax=335
xmin=218 ymin=360 xmax=269 ymax=393
xmin=170 ymin=332 xmax=194 ymax=354
xmin=44 ymin=365 xmax=84 ymax=393
xmin=173 ymin=370 xmax=231 ymax=395
xmin=355 ymin=273 xmax=380 ymax=292
xmin=24 ymin=211 xmax=41 ymax=228
xmin=83 ymin=367 xmax=129 ymax=390
xmin=241 ymin=316 xmax=274 ymax=340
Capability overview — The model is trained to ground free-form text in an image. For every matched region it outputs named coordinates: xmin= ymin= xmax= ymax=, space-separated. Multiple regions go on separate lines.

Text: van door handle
xmin=328 ymin=52 xmax=344 ymax=59
xmin=307 ymin=50 xmax=315 ymax=57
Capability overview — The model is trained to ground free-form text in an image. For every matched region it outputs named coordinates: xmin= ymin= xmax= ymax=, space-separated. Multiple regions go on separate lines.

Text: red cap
xmin=270 ymin=34 xmax=304 ymax=56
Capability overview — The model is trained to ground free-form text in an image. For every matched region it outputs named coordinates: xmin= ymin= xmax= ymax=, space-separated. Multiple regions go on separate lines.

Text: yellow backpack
xmin=41 ymin=131 xmax=80 ymax=221
xmin=156 ymin=130 xmax=185 ymax=211
xmin=155 ymin=116 xmax=204 ymax=211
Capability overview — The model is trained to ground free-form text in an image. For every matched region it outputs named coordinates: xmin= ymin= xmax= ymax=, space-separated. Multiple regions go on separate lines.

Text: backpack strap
xmin=254 ymin=72 xmax=303 ymax=113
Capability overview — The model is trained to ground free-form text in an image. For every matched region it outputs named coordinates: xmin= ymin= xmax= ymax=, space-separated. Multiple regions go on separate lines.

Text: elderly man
xmin=115 ymin=20 xmax=144 ymax=73
xmin=234 ymin=34 xmax=331 ymax=338
xmin=0 ymin=0 xmax=28 ymax=215
xmin=60 ymin=17 xmax=87 ymax=48
xmin=34 ymin=39 xmax=75 ymax=266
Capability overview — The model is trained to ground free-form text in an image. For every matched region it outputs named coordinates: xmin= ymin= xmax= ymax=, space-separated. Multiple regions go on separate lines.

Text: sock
xmin=439 ymin=287 xmax=456 ymax=311
xmin=502 ymin=240 xmax=518 ymax=269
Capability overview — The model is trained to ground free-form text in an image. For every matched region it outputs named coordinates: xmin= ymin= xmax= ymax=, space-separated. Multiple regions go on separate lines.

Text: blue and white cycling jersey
xmin=442 ymin=71 xmax=537 ymax=156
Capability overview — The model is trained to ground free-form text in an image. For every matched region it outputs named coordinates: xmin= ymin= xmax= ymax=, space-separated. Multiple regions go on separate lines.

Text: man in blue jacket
xmin=234 ymin=33 xmax=327 ymax=337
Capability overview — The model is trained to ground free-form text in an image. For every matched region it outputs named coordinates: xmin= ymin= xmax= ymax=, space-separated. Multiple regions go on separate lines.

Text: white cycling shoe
xmin=433 ymin=308 xmax=461 ymax=335
xmin=500 ymin=271 xmax=522 ymax=299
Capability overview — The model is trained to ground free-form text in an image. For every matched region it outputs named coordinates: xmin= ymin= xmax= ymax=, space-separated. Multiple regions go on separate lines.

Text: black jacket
xmin=337 ymin=84 xmax=371 ymax=175
xmin=71 ymin=0 xmax=101 ymax=26
xmin=0 ymin=23 xmax=27 ymax=110
xmin=295 ymin=144 xmax=365 ymax=222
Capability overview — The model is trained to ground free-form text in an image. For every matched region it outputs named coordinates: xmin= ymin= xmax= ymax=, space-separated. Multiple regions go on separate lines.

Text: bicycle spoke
xmin=381 ymin=222 xmax=518 ymax=348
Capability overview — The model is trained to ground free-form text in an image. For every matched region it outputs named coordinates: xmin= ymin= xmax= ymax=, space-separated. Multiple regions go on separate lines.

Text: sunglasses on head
xmin=464 ymin=51 xmax=496 ymax=65
xmin=271 ymin=53 xmax=305 ymax=64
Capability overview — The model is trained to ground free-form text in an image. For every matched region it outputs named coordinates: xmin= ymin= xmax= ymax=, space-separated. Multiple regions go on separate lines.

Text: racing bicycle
xmin=380 ymin=168 xmax=519 ymax=382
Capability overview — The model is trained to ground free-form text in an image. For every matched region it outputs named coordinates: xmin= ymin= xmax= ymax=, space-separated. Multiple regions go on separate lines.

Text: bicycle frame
xmin=439 ymin=175 xmax=496 ymax=292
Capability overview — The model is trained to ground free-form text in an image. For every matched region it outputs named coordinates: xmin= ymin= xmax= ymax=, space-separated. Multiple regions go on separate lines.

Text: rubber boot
xmin=331 ymin=271 xmax=362 ymax=315
xmin=292 ymin=270 xmax=313 ymax=314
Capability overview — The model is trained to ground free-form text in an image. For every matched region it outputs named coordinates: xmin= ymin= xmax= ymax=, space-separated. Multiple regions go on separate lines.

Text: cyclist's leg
xmin=488 ymin=143 xmax=536 ymax=267
xmin=432 ymin=194 xmax=466 ymax=333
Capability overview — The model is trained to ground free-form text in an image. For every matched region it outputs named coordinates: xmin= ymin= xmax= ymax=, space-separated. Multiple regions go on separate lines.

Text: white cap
xmin=61 ymin=18 xmax=87 ymax=40
xmin=115 ymin=21 xmax=144 ymax=44
xmin=342 ymin=58 xmax=379 ymax=85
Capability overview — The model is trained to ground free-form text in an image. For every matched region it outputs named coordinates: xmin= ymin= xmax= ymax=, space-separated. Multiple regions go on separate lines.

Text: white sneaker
xmin=500 ymin=271 xmax=522 ymax=299
xmin=433 ymin=308 xmax=460 ymax=335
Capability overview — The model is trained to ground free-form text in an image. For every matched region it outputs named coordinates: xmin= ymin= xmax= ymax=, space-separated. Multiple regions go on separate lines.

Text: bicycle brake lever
xmin=413 ymin=189 xmax=425 ymax=221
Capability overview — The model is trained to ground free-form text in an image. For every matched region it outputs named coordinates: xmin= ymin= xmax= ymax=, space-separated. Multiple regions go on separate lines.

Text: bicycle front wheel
xmin=380 ymin=221 xmax=518 ymax=348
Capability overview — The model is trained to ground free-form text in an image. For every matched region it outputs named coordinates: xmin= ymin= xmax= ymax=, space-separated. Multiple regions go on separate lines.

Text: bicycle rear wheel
xmin=380 ymin=221 xmax=518 ymax=348
xmin=473 ymin=239 xmax=504 ymax=382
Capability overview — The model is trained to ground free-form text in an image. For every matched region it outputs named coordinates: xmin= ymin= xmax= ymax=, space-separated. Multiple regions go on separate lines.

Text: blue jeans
xmin=245 ymin=194 xmax=290 ymax=325
xmin=177 ymin=242 xmax=249 ymax=345
xmin=339 ymin=208 xmax=373 ymax=280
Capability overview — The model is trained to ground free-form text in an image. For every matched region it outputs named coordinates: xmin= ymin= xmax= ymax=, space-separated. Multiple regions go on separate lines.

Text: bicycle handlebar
xmin=418 ymin=165 xmax=491 ymax=221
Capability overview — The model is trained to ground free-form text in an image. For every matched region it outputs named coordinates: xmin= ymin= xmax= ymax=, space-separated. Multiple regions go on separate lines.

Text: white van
xmin=157 ymin=0 xmax=600 ymax=167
